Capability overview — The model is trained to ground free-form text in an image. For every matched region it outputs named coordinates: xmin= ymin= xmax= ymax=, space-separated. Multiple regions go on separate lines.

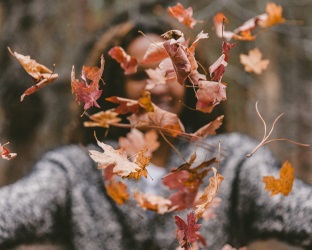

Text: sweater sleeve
xmin=234 ymin=144 xmax=312 ymax=249
xmin=201 ymin=133 xmax=312 ymax=250
xmin=0 ymin=154 xmax=70 ymax=248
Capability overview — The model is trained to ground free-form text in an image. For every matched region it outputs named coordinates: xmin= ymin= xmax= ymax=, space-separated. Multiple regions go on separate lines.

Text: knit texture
xmin=0 ymin=133 xmax=311 ymax=249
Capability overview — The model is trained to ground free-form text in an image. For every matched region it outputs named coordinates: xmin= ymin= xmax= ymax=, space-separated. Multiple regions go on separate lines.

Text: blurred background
xmin=0 ymin=0 xmax=311 ymax=249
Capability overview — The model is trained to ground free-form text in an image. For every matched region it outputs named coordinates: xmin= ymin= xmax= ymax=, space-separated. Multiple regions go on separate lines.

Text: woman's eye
xmin=127 ymin=71 xmax=148 ymax=81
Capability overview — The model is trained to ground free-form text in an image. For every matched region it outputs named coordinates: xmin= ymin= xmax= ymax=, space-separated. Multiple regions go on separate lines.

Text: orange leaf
xmin=263 ymin=160 xmax=295 ymax=196
xmin=0 ymin=142 xmax=17 ymax=160
xmin=8 ymin=47 xmax=58 ymax=101
xmin=105 ymin=179 xmax=130 ymax=205
xmin=167 ymin=3 xmax=197 ymax=29
xmin=134 ymin=191 xmax=174 ymax=214
xmin=258 ymin=2 xmax=285 ymax=28
xmin=83 ymin=110 xmax=121 ymax=128
xmin=108 ymin=46 xmax=138 ymax=75
xmin=240 ymin=48 xmax=270 ymax=74
xmin=126 ymin=149 xmax=151 ymax=181
xmin=191 ymin=115 xmax=224 ymax=141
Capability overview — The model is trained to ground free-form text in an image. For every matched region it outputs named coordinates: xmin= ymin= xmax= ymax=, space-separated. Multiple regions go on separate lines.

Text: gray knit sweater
xmin=0 ymin=133 xmax=311 ymax=249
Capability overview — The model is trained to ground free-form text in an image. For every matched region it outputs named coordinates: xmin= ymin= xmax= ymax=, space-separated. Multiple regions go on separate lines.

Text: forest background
xmin=0 ymin=0 xmax=311 ymax=249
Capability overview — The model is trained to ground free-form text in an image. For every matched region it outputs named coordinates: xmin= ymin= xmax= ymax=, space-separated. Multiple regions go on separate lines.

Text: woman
xmin=0 ymin=2 xmax=311 ymax=250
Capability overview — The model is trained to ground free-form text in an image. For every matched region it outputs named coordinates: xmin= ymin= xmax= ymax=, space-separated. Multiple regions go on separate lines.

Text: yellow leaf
xmin=105 ymin=179 xmax=130 ymax=205
xmin=259 ymin=2 xmax=285 ymax=28
xmin=263 ymin=161 xmax=295 ymax=196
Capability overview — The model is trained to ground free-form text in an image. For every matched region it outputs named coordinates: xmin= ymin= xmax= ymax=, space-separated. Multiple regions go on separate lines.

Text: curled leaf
xmin=0 ymin=142 xmax=17 ymax=160
xmin=8 ymin=47 xmax=58 ymax=101
xmin=167 ymin=3 xmax=198 ymax=29
xmin=134 ymin=191 xmax=173 ymax=214
xmin=108 ymin=46 xmax=138 ymax=75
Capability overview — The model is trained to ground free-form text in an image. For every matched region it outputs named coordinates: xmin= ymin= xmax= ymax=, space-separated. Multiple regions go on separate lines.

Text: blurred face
xmin=125 ymin=34 xmax=185 ymax=115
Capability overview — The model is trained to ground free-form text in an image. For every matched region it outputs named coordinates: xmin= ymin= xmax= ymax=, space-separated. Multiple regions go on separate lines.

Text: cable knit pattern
xmin=0 ymin=133 xmax=311 ymax=249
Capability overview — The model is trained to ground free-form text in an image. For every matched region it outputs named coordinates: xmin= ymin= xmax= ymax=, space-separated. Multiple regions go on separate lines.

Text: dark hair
xmin=75 ymin=1 xmax=225 ymax=144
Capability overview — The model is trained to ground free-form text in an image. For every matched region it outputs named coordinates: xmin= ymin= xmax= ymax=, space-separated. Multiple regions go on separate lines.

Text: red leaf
xmin=167 ymin=3 xmax=198 ymax=29
xmin=174 ymin=212 xmax=205 ymax=249
xmin=71 ymin=55 xmax=104 ymax=110
xmin=108 ymin=46 xmax=138 ymax=75
xmin=0 ymin=142 xmax=17 ymax=160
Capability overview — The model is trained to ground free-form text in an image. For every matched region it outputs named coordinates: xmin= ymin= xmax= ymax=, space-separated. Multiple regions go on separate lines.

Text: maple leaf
xmin=71 ymin=55 xmax=104 ymax=110
xmin=258 ymin=2 xmax=285 ymax=28
xmin=174 ymin=212 xmax=206 ymax=250
xmin=0 ymin=142 xmax=17 ymax=160
xmin=83 ymin=110 xmax=121 ymax=128
xmin=89 ymin=135 xmax=140 ymax=178
xmin=134 ymin=191 xmax=174 ymax=214
xmin=118 ymin=128 xmax=160 ymax=157
xmin=195 ymin=167 xmax=224 ymax=219
xmin=263 ymin=160 xmax=295 ymax=196
xmin=105 ymin=179 xmax=130 ymax=205
xmin=108 ymin=46 xmax=138 ymax=75
xmin=240 ymin=48 xmax=270 ymax=74
xmin=8 ymin=47 xmax=59 ymax=101
xmin=191 ymin=115 xmax=224 ymax=141
xmin=126 ymin=149 xmax=151 ymax=181
xmin=195 ymin=81 xmax=227 ymax=113
xmin=167 ymin=3 xmax=198 ymax=29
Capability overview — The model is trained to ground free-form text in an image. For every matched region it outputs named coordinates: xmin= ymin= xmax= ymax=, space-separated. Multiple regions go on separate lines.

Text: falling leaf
xmin=174 ymin=212 xmax=206 ymax=250
xmin=191 ymin=115 xmax=224 ymax=141
xmin=8 ymin=47 xmax=59 ymax=101
xmin=0 ymin=142 xmax=17 ymax=160
xmin=209 ymin=41 xmax=235 ymax=82
xmin=162 ymin=39 xmax=192 ymax=85
xmin=71 ymin=55 xmax=104 ymax=110
xmin=89 ymin=134 xmax=140 ymax=178
xmin=106 ymin=96 xmax=141 ymax=115
xmin=108 ymin=46 xmax=138 ymax=75
xmin=258 ymin=2 xmax=285 ymax=28
xmin=188 ymin=31 xmax=209 ymax=54
xmin=126 ymin=149 xmax=151 ymax=181
xmin=263 ymin=160 xmax=295 ymax=196
xmin=167 ymin=3 xmax=198 ymax=29
xmin=240 ymin=48 xmax=270 ymax=74
xmin=105 ymin=179 xmax=130 ymax=205
xmin=134 ymin=191 xmax=174 ymax=214
xmin=196 ymin=81 xmax=227 ymax=113
xmin=119 ymin=128 xmax=160 ymax=157
xmin=163 ymin=156 xmax=215 ymax=210
xmin=83 ymin=110 xmax=121 ymax=128
xmin=195 ymin=167 xmax=224 ymax=219
xmin=141 ymin=41 xmax=168 ymax=64
xmin=145 ymin=68 xmax=167 ymax=90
